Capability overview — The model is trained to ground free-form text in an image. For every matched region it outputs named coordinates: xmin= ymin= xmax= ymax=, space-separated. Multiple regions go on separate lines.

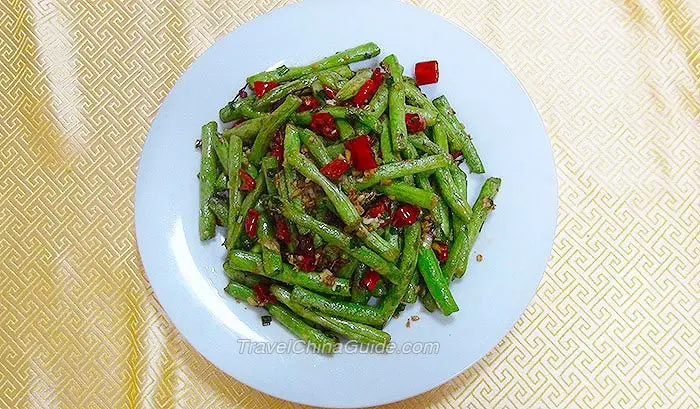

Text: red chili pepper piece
xmin=451 ymin=150 xmax=463 ymax=160
xmin=352 ymin=68 xmax=384 ymax=107
xmin=391 ymin=204 xmax=420 ymax=228
xmin=244 ymin=208 xmax=259 ymax=237
xmin=298 ymin=254 xmax=317 ymax=272
xmin=253 ymin=282 xmax=277 ymax=305
xmin=432 ymin=242 xmax=449 ymax=264
xmin=298 ymin=96 xmax=320 ymax=112
xmin=414 ymin=60 xmax=439 ymax=86
xmin=275 ymin=218 xmax=291 ymax=244
xmin=237 ymin=88 xmax=248 ymax=99
xmin=253 ymin=81 xmax=279 ymax=97
xmin=310 ymin=112 xmax=339 ymax=140
xmin=319 ymin=157 xmax=351 ymax=181
xmin=238 ymin=169 xmax=256 ymax=191
xmin=269 ymin=128 xmax=284 ymax=165
xmin=323 ymin=85 xmax=336 ymax=99
xmin=365 ymin=196 xmax=391 ymax=218
xmin=361 ymin=270 xmax=381 ymax=291
xmin=405 ymin=113 xmax=426 ymax=134
xmin=344 ymin=135 xmax=377 ymax=171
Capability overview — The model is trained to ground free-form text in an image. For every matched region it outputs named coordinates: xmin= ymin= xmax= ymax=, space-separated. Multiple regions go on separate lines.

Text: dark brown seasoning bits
xmin=405 ymin=319 xmax=411 ymax=328
xmin=261 ymin=315 xmax=273 ymax=326
xmin=411 ymin=315 xmax=420 ymax=321
xmin=476 ymin=254 xmax=483 ymax=262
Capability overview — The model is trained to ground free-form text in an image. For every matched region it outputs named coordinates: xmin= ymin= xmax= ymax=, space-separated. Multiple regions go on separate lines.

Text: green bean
xmin=366 ymin=82 xmax=389 ymax=118
xmin=379 ymin=221 xmax=421 ymax=321
xmin=336 ymin=68 xmax=373 ymax=101
xmin=337 ymin=259 xmax=359 ymax=280
xmin=379 ymin=117 xmax=396 ymax=164
xmin=223 ymin=262 xmax=264 ymax=288
xmin=294 ymin=107 xmax=382 ymax=134
xmin=261 ymin=156 xmax=278 ymax=195
xmin=208 ymin=196 xmax=229 ymax=226
xmin=318 ymin=70 xmax=346 ymax=90
xmin=214 ymin=172 xmax=228 ymax=192
xmin=224 ymin=135 xmax=243 ymax=247
xmin=417 ymin=246 xmax=458 ymax=316
xmin=420 ymin=288 xmax=438 ymax=313
xmin=222 ymin=117 xmax=264 ymax=143
xmin=285 ymin=125 xmax=361 ymax=228
xmin=239 ymin=103 xmax=266 ymax=119
xmin=228 ymin=250 xmax=351 ymax=297
xmin=249 ymin=95 xmax=302 ymax=165
xmin=431 ymin=123 xmax=472 ymax=221
xmin=213 ymin=136 xmax=230 ymax=174
xmin=454 ymin=177 xmax=501 ymax=278
xmin=405 ymin=105 xmax=437 ymax=127
xmin=382 ymin=54 xmax=407 ymax=151
xmin=354 ymin=154 xmax=450 ymax=190
xmin=297 ymin=128 xmax=332 ymax=166
xmin=326 ymin=142 xmax=346 ymax=158
xmin=227 ymin=171 xmax=265 ymax=248
xmin=266 ymin=303 xmax=337 ymax=353
xmin=246 ymin=43 xmax=380 ymax=85
xmin=375 ymin=182 xmax=438 ymax=209
xmin=224 ymin=281 xmax=257 ymax=305
xmin=291 ymin=287 xmax=385 ymax=327
xmin=281 ymin=204 xmax=403 ymax=283
xmin=433 ymin=95 xmax=484 ymax=173
xmin=271 ymin=285 xmax=390 ymax=346
xmin=404 ymin=77 xmax=439 ymax=119
xmin=404 ymin=270 xmax=420 ymax=303
xmin=256 ymin=207 xmax=283 ymax=277
xmin=336 ymin=118 xmax=355 ymax=141
xmin=254 ymin=75 xmax=317 ymax=109
xmin=219 ymin=95 xmax=255 ymax=123
xmin=199 ymin=122 xmax=218 ymax=240
xmin=351 ymin=265 xmax=371 ymax=304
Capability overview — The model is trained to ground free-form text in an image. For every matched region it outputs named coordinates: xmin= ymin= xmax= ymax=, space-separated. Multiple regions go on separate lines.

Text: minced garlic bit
xmin=476 ymin=254 xmax=483 ymax=262
xmin=319 ymin=269 xmax=336 ymax=287
xmin=411 ymin=315 xmax=420 ymax=321
xmin=405 ymin=319 xmax=411 ymax=328
xmin=482 ymin=196 xmax=494 ymax=210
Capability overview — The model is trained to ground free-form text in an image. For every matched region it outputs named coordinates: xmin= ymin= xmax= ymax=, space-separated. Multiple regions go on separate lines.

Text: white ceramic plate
xmin=134 ymin=0 xmax=557 ymax=407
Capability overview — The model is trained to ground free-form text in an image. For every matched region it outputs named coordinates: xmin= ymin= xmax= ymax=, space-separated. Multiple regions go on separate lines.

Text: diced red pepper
xmin=352 ymin=68 xmax=385 ymax=107
xmin=310 ymin=112 xmax=339 ymax=140
xmin=451 ymin=150 xmax=463 ymax=160
xmin=253 ymin=81 xmax=279 ymax=97
xmin=365 ymin=196 xmax=391 ymax=218
xmin=238 ymin=169 xmax=256 ymax=191
xmin=344 ymin=135 xmax=377 ymax=171
xmin=320 ymin=157 xmax=351 ymax=181
xmin=323 ymin=85 xmax=336 ymax=99
xmin=275 ymin=218 xmax=291 ymax=244
xmin=414 ymin=60 xmax=439 ymax=86
xmin=361 ymin=270 xmax=381 ymax=291
xmin=298 ymin=96 xmax=320 ymax=112
xmin=298 ymin=254 xmax=317 ymax=272
xmin=391 ymin=204 xmax=420 ymax=228
xmin=253 ymin=282 xmax=277 ymax=305
xmin=432 ymin=242 xmax=449 ymax=264
xmin=244 ymin=208 xmax=259 ymax=237
xmin=269 ymin=128 xmax=284 ymax=165
xmin=405 ymin=113 xmax=426 ymax=134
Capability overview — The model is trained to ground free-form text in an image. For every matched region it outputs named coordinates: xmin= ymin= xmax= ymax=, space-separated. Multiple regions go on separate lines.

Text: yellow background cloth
xmin=1 ymin=0 xmax=698 ymax=407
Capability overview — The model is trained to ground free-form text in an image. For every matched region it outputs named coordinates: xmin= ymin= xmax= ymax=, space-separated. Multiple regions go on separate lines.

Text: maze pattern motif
xmin=1 ymin=0 xmax=698 ymax=408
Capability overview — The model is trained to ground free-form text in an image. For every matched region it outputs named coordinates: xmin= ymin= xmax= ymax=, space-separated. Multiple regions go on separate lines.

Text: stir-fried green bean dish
xmin=197 ymin=43 xmax=501 ymax=353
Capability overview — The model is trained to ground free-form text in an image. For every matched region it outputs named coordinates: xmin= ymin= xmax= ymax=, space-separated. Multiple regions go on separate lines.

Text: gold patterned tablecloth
xmin=2 ymin=0 xmax=698 ymax=407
